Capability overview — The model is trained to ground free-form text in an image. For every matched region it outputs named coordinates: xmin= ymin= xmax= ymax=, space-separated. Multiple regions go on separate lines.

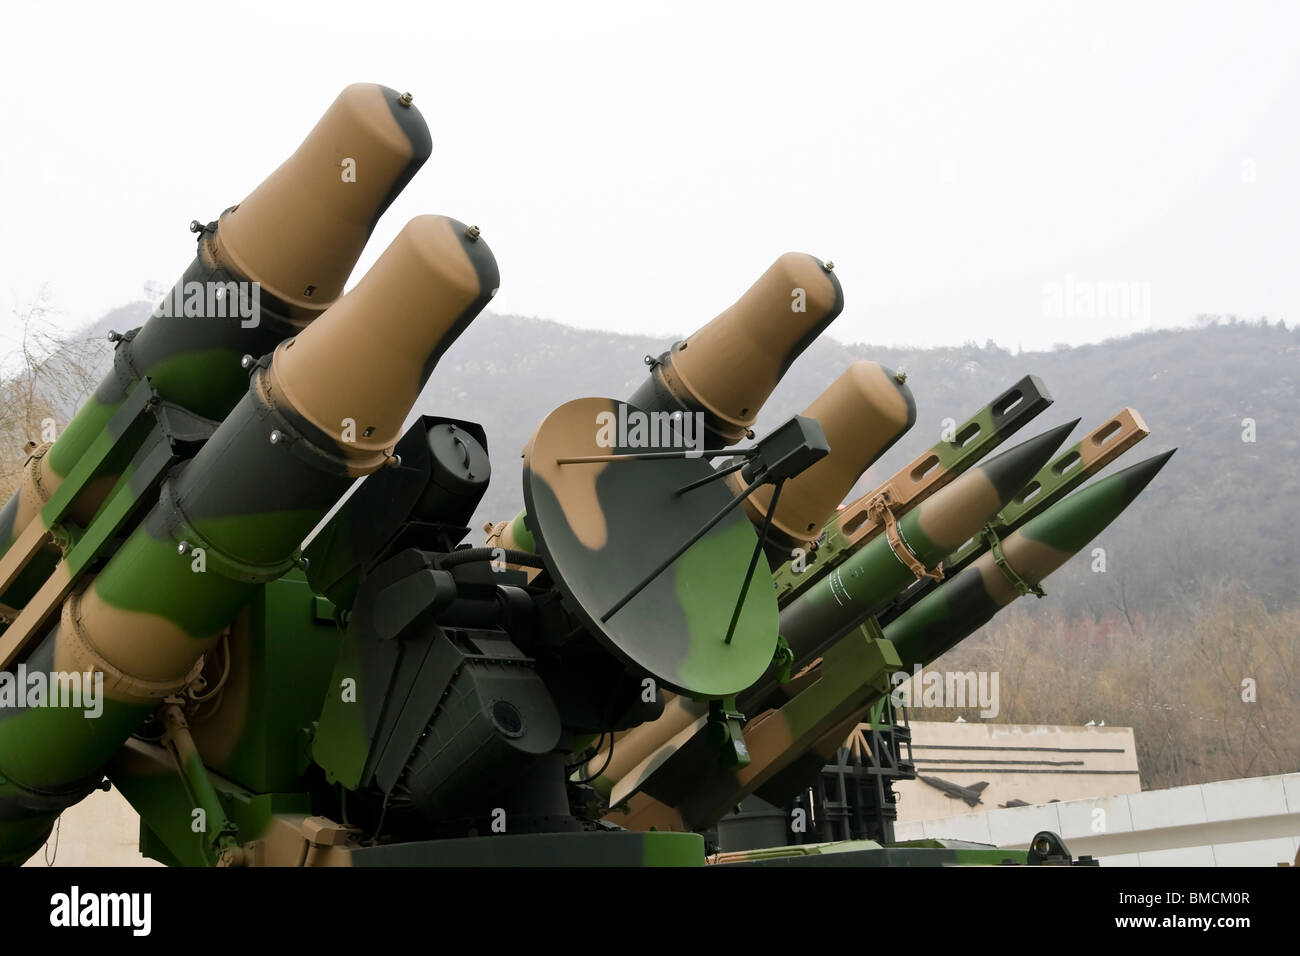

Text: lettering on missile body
xmin=595 ymin=404 xmax=707 ymax=458
xmin=153 ymin=280 xmax=262 ymax=328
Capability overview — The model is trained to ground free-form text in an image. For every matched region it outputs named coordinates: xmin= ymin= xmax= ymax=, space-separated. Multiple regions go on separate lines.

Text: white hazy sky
xmin=1 ymin=0 xmax=1296 ymax=353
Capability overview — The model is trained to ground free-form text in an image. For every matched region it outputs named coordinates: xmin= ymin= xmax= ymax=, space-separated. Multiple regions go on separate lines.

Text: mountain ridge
xmin=80 ymin=304 xmax=1298 ymax=617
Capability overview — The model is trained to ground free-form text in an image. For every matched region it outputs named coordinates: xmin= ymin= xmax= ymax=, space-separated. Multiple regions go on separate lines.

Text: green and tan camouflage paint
xmin=0 ymin=84 xmax=431 ymax=613
xmin=487 ymin=251 xmax=846 ymax=562
xmin=764 ymin=449 xmax=1178 ymax=809
xmin=769 ymin=421 xmax=1077 ymax=687
xmin=772 ymin=375 xmax=1053 ymax=606
xmin=0 ymin=216 xmax=497 ymax=865
xmin=726 ymin=360 xmax=916 ymax=551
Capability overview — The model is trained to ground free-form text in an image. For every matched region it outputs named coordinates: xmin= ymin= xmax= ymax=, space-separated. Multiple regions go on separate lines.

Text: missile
xmin=883 ymin=449 xmax=1177 ymax=670
xmin=725 ymin=360 xmax=916 ymax=562
xmin=0 ymin=216 xmax=497 ymax=865
xmin=875 ymin=408 xmax=1150 ymax=625
xmin=487 ymin=252 xmax=844 ymax=556
xmin=770 ymin=374 xmax=1054 ymax=608
xmin=769 ymin=420 xmax=1078 ymax=684
xmin=751 ymin=449 xmax=1177 ymax=813
xmin=0 ymin=84 xmax=432 ymax=611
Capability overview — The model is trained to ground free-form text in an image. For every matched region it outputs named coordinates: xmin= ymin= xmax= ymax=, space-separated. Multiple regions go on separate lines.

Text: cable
xmin=438 ymin=547 xmax=548 ymax=571
xmin=187 ymin=631 xmax=231 ymax=705
xmin=564 ymin=732 xmax=607 ymax=772
xmin=44 ymin=814 xmax=61 ymax=867
xmin=573 ymin=733 xmax=616 ymax=785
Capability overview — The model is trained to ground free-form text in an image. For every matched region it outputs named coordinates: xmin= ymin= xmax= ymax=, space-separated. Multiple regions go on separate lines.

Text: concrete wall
xmin=894 ymin=771 xmax=1300 ymax=866
xmin=20 ymin=786 xmax=158 ymax=867
xmin=893 ymin=720 xmax=1141 ymax=824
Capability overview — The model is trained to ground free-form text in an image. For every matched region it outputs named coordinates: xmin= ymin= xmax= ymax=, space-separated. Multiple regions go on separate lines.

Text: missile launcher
xmin=0 ymin=87 xmax=1173 ymax=869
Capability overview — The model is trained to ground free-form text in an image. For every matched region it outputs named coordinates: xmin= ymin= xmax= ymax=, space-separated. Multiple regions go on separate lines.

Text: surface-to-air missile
xmin=0 ymin=84 xmax=432 ymax=618
xmin=739 ymin=449 xmax=1177 ymax=820
xmin=0 ymin=84 xmax=1172 ymax=869
xmin=880 ymin=449 xmax=1176 ymax=673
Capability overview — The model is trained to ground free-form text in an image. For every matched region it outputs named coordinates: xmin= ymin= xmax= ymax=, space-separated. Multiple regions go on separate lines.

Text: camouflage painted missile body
xmin=877 ymin=408 xmax=1151 ymax=624
xmin=771 ymin=421 xmax=1078 ymax=679
xmin=752 ymin=449 xmax=1177 ymax=810
xmin=771 ymin=375 xmax=1054 ymax=607
xmin=0 ymin=216 xmax=498 ymax=865
xmin=486 ymin=252 xmax=844 ymax=556
xmin=744 ymin=411 xmax=1155 ymax=807
xmin=0 ymin=84 xmax=432 ymax=612
xmin=884 ymin=449 xmax=1176 ymax=670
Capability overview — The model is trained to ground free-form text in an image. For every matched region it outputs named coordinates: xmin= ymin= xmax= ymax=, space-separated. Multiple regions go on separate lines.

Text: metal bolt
xmin=398 ymin=92 xmax=414 ymax=108
xmin=269 ymin=430 xmax=283 ymax=445
xmin=240 ymin=354 xmax=255 ymax=369
xmin=189 ymin=220 xmax=204 ymax=234
xmin=106 ymin=330 xmax=122 ymax=343
xmin=177 ymin=541 xmax=191 ymax=556
xmin=823 ymin=260 xmax=835 ymax=272
xmin=895 ymin=370 xmax=908 ymax=384
xmin=465 ymin=225 xmax=481 ymax=241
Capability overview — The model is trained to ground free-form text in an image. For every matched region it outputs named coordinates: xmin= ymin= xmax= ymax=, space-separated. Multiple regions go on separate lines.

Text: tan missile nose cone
xmin=269 ymin=215 xmax=498 ymax=464
xmin=728 ymin=360 xmax=916 ymax=544
xmin=214 ymin=83 xmax=434 ymax=318
xmin=669 ymin=252 xmax=843 ymax=438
